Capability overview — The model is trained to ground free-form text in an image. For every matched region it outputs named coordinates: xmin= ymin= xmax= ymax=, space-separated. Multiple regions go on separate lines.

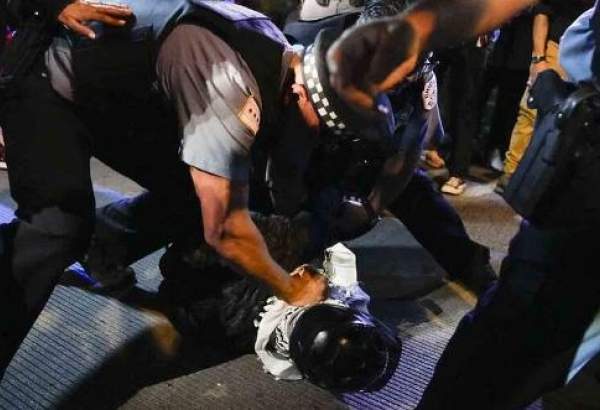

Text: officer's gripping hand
xmin=58 ymin=0 xmax=133 ymax=39
xmin=327 ymin=17 xmax=421 ymax=112
xmin=286 ymin=264 xmax=328 ymax=307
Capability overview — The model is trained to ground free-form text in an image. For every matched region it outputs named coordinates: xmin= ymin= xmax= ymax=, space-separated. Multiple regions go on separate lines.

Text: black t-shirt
xmin=534 ymin=0 xmax=593 ymax=43
xmin=488 ymin=10 xmax=534 ymax=70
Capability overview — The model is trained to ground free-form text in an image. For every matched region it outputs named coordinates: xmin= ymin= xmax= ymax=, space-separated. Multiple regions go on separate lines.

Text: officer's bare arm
xmin=189 ymin=167 xmax=327 ymax=306
xmin=328 ymin=0 xmax=537 ymax=109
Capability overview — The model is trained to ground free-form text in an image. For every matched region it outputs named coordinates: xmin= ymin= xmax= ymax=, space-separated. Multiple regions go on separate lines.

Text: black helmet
xmin=289 ymin=303 xmax=401 ymax=392
xmin=284 ymin=12 xmax=361 ymax=47
xmin=301 ymin=28 xmax=396 ymax=143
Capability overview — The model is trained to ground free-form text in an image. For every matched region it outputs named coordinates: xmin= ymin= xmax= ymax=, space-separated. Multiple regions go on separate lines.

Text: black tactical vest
xmin=69 ymin=0 xmax=288 ymax=126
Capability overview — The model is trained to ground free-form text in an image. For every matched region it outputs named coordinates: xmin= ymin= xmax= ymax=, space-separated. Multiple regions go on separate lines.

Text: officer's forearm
xmin=211 ymin=208 xmax=296 ymax=302
xmin=401 ymin=0 xmax=537 ymax=53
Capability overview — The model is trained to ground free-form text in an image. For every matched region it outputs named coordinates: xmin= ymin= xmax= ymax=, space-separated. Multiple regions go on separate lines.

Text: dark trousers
xmin=0 ymin=65 xmax=200 ymax=372
xmin=418 ymin=221 xmax=600 ymax=409
xmin=390 ymin=170 xmax=484 ymax=280
xmin=436 ymin=43 xmax=488 ymax=178
xmin=307 ymin=170 xmax=485 ymax=280
xmin=477 ymin=66 xmax=529 ymax=158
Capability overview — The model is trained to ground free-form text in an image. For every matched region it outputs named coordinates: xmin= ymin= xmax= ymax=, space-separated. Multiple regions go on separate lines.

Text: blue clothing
xmin=558 ymin=0 xmax=600 ymax=384
xmin=419 ymin=221 xmax=600 ymax=409
xmin=559 ymin=1 xmax=599 ymax=83
xmin=419 ymin=7 xmax=600 ymax=407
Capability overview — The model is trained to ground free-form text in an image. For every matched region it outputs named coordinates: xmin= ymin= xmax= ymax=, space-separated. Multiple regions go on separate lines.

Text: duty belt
xmin=504 ymin=70 xmax=600 ymax=227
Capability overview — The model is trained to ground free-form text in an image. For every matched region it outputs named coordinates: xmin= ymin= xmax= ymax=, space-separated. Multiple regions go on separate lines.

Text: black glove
xmin=332 ymin=196 xmax=379 ymax=240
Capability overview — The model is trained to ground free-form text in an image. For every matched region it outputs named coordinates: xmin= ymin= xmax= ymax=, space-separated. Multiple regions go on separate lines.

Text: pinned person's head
xmin=289 ymin=303 xmax=401 ymax=392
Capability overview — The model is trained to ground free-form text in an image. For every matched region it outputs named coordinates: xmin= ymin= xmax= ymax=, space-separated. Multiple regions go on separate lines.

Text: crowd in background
xmin=0 ymin=0 xmax=589 ymax=189
xmin=231 ymin=0 xmax=594 ymax=197
xmin=426 ymin=0 xmax=592 ymax=195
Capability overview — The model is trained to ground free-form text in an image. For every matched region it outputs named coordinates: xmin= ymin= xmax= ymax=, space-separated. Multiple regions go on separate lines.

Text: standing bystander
xmin=496 ymin=0 xmax=592 ymax=193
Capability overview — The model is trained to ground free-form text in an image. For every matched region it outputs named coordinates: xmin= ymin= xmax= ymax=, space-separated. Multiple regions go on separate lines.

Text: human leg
xmin=0 ymin=67 xmax=95 ymax=372
xmin=442 ymin=44 xmax=488 ymax=195
xmin=388 ymin=170 xmax=495 ymax=294
xmin=486 ymin=68 xmax=529 ymax=159
xmin=501 ymin=41 xmax=565 ymax=182
xmin=418 ymin=221 xmax=600 ymax=409
xmin=83 ymin=99 xmax=202 ymax=279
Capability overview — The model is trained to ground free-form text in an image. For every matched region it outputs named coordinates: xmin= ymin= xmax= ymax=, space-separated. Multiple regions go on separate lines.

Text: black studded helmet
xmin=301 ymin=28 xmax=396 ymax=143
xmin=289 ymin=303 xmax=401 ymax=392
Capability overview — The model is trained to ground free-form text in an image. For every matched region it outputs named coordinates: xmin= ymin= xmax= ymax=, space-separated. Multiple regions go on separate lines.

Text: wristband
xmin=531 ymin=55 xmax=547 ymax=64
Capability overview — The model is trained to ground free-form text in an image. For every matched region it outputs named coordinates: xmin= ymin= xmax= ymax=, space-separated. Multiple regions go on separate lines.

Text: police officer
xmin=328 ymin=0 xmax=600 ymax=407
xmin=283 ymin=0 xmax=496 ymax=294
xmin=88 ymin=0 xmax=496 ymax=298
xmin=0 ymin=0 xmax=334 ymax=379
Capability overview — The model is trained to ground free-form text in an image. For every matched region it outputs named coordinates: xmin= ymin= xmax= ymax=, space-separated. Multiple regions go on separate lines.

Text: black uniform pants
xmin=0 ymin=65 xmax=201 ymax=372
xmin=418 ymin=221 xmax=600 ymax=409
xmin=436 ymin=43 xmax=488 ymax=178
xmin=390 ymin=169 xmax=485 ymax=280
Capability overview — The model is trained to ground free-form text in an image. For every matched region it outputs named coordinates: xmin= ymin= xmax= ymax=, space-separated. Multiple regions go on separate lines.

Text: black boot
xmin=456 ymin=244 xmax=497 ymax=296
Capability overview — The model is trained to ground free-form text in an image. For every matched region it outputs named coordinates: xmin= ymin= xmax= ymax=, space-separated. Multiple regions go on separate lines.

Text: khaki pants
xmin=503 ymin=41 xmax=566 ymax=175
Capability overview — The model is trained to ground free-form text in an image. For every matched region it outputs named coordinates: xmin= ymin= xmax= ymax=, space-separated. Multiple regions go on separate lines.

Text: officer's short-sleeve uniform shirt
xmin=157 ymin=24 xmax=262 ymax=182
xmin=46 ymin=23 xmax=269 ymax=183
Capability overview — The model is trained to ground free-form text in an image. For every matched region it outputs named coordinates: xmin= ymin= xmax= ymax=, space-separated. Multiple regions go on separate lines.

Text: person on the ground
xmin=436 ymin=34 xmax=490 ymax=196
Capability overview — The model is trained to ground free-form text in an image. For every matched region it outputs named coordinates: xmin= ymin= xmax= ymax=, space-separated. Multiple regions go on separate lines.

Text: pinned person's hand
xmin=58 ymin=0 xmax=133 ymax=39
xmin=327 ymin=17 xmax=421 ymax=112
xmin=285 ymin=264 xmax=328 ymax=306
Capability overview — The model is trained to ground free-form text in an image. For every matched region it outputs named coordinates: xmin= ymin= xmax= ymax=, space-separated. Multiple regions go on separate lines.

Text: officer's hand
xmin=327 ymin=17 xmax=421 ymax=112
xmin=285 ymin=264 xmax=328 ymax=306
xmin=58 ymin=0 xmax=133 ymax=39
xmin=332 ymin=198 xmax=378 ymax=241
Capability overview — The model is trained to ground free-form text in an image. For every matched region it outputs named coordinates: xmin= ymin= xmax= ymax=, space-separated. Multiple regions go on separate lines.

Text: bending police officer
xmin=0 ymin=0 xmax=331 ymax=379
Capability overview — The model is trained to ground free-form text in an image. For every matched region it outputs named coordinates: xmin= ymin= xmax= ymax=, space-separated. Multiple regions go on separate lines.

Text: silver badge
xmin=422 ymin=74 xmax=438 ymax=111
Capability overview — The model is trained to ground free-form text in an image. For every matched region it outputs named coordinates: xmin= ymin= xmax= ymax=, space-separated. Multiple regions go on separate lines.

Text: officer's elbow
xmin=203 ymin=222 xmax=238 ymax=262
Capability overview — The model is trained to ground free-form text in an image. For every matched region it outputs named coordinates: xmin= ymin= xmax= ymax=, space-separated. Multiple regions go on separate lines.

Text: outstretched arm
xmin=327 ymin=0 xmax=537 ymax=110
xmin=528 ymin=9 xmax=550 ymax=84
xmin=190 ymin=167 xmax=327 ymax=306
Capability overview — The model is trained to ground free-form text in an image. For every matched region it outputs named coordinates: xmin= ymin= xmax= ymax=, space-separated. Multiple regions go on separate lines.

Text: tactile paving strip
xmin=0 ymin=191 xmax=578 ymax=410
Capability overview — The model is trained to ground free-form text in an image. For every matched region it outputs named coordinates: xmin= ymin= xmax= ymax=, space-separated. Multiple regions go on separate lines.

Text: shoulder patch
xmin=239 ymin=95 xmax=261 ymax=136
xmin=422 ymin=74 xmax=438 ymax=111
